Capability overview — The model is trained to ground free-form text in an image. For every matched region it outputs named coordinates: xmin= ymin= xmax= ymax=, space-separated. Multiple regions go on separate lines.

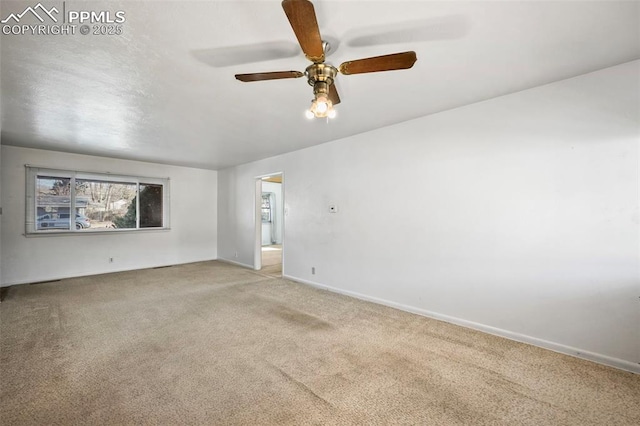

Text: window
xmin=26 ymin=167 xmax=170 ymax=234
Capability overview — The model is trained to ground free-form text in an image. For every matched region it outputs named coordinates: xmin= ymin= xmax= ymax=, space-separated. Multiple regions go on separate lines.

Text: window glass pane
xmin=75 ymin=179 xmax=137 ymax=230
xmin=37 ymin=176 xmax=72 ymax=230
xmin=139 ymin=184 xmax=163 ymax=228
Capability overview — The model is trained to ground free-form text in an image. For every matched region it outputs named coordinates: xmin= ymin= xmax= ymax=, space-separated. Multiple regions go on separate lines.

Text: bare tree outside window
xmin=76 ymin=180 xmax=137 ymax=229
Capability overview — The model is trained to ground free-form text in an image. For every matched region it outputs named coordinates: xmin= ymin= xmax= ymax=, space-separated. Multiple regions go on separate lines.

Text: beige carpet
xmin=261 ymin=245 xmax=282 ymax=277
xmin=1 ymin=261 xmax=638 ymax=425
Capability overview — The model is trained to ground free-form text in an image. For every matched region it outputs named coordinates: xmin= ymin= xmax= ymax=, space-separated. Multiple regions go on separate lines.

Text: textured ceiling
xmin=1 ymin=0 xmax=639 ymax=170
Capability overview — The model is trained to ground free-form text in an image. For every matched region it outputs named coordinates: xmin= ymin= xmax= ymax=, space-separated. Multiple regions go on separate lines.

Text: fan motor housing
xmin=305 ymin=63 xmax=337 ymax=87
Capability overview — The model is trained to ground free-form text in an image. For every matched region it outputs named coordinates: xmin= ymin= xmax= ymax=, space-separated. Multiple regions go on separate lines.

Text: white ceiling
xmin=1 ymin=0 xmax=639 ymax=170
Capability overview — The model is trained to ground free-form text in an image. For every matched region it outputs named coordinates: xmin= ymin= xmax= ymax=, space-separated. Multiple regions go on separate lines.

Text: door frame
xmin=254 ymin=172 xmax=284 ymax=271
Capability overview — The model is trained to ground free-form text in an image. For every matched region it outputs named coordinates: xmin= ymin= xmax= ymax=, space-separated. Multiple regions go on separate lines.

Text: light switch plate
xmin=329 ymin=205 xmax=338 ymax=213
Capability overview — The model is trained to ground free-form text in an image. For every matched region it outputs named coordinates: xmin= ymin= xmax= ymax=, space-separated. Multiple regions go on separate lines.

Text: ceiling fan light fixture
xmin=308 ymin=92 xmax=334 ymax=118
xmin=235 ymin=0 xmax=417 ymax=120
xmin=315 ymin=93 xmax=330 ymax=113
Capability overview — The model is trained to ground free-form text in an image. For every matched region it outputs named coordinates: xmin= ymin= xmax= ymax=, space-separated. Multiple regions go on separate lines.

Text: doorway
xmin=255 ymin=173 xmax=284 ymax=277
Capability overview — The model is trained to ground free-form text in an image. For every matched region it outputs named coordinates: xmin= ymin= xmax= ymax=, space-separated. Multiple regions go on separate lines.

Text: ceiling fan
xmin=235 ymin=0 xmax=418 ymax=119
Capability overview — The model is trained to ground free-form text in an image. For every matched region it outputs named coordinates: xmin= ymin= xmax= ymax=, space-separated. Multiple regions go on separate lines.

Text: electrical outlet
xmin=312 ymin=267 xmax=315 ymax=275
xmin=109 ymin=257 xmax=114 ymax=263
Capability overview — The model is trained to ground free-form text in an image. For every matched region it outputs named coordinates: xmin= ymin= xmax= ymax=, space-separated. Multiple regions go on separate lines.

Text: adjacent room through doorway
xmin=259 ymin=174 xmax=283 ymax=277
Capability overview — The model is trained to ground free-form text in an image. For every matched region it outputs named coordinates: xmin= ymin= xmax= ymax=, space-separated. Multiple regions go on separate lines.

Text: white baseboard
xmin=1 ymin=258 xmax=218 ymax=287
xmin=283 ymin=274 xmax=640 ymax=375
xmin=217 ymin=258 xmax=255 ymax=270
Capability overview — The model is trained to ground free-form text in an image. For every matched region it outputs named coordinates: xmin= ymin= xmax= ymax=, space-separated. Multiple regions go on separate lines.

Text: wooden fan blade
xmin=339 ymin=51 xmax=417 ymax=75
xmin=328 ymin=83 xmax=341 ymax=105
xmin=235 ymin=71 xmax=304 ymax=82
xmin=282 ymin=0 xmax=324 ymax=63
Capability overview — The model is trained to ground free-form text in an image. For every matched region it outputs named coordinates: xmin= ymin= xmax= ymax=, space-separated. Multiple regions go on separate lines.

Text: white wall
xmin=218 ymin=61 xmax=640 ymax=372
xmin=218 ymin=159 xmax=284 ymax=267
xmin=1 ymin=146 xmax=218 ymax=285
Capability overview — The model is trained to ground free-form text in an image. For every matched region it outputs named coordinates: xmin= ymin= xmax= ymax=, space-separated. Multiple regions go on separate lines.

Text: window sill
xmin=25 ymin=227 xmax=171 ymax=237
